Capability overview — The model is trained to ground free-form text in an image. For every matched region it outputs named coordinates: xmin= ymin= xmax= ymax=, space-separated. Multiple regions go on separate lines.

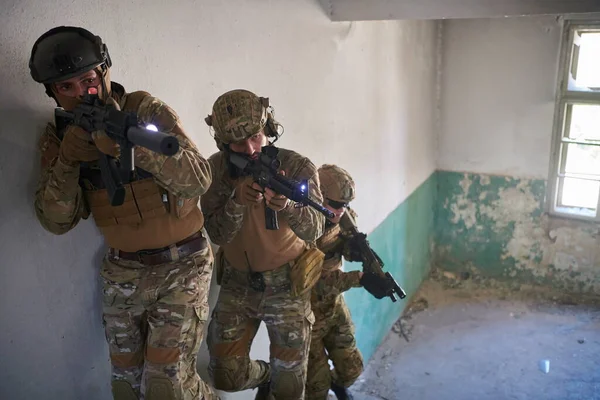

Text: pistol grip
xmin=99 ymin=153 xmax=125 ymax=206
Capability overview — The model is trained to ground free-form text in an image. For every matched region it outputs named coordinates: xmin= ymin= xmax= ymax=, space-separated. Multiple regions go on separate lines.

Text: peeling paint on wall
xmin=436 ymin=171 xmax=600 ymax=294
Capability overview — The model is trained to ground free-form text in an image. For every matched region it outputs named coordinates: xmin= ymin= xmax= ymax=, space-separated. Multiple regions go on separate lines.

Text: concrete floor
xmin=348 ymin=276 xmax=600 ymax=400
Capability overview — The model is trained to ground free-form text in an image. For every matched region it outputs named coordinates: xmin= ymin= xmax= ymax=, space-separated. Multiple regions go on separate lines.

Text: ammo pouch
xmin=83 ymin=177 xmax=199 ymax=227
xmin=289 ymin=245 xmax=325 ymax=297
xmin=84 ymin=177 xmax=167 ymax=227
xmin=167 ymin=191 xmax=199 ymax=219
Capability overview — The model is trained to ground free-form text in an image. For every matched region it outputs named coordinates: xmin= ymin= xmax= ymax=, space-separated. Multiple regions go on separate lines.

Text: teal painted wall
xmin=345 ymin=169 xmax=600 ymax=364
xmin=436 ymin=170 xmax=600 ymax=294
xmin=344 ymin=172 xmax=437 ymax=362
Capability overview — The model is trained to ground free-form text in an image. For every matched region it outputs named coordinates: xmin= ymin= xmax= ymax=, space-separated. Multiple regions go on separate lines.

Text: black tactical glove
xmin=359 ymin=272 xmax=394 ymax=299
xmin=345 ymin=233 xmax=367 ymax=262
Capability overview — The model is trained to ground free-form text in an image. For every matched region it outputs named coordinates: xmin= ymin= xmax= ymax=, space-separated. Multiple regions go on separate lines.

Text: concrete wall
xmin=436 ymin=15 xmax=600 ymax=294
xmin=0 ymin=0 xmax=438 ymax=398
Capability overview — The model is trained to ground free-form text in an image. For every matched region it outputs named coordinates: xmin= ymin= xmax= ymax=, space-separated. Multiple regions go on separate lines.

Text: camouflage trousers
xmin=206 ymin=262 xmax=315 ymax=400
xmin=305 ymin=296 xmax=364 ymax=400
xmin=100 ymin=243 xmax=217 ymax=400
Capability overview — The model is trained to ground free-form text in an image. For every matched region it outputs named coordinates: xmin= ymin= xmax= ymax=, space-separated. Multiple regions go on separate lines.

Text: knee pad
xmin=271 ymin=366 xmax=305 ymax=399
xmin=111 ymin=380 xmax=138 ymax=400
xmin=209 ymin=357 xmax=247 ymax=392
xmin=145 ymin=377 xmax=175 ymax=400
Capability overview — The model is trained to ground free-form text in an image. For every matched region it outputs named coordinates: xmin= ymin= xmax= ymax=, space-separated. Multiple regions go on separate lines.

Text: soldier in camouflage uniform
xmin=29 ymin=26 xmax=217 ymax=400
xmin=200 ymin=89 xmax=326 ymax=400
xmin=306 ymin=165 xmax=389 ymax=400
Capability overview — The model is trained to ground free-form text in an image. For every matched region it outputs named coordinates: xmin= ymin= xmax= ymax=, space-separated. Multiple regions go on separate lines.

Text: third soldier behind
xmin=200 ymin=89 xmax=326 ymax=400
xmin=305 ymin=164 xmax=390 ymax=400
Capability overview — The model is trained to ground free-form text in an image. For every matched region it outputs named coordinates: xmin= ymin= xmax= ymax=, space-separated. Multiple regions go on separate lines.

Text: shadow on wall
xmin=0 ymin=102 xmax=261 ymax=399
xmin=0 ymin=103 xmax=112 ymax=399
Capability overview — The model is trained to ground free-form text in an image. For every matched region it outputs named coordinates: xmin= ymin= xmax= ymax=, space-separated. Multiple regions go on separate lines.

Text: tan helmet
xmin=318 ymin=164 xmax=356 ymax=203
xmin=205 ymin=89 xmax=272 ymax=145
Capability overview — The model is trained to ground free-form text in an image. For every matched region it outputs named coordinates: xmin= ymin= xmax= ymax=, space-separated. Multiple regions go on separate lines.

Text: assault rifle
xmin=229 ymin=145 xmax=334 ymax=230
xmin=55 ymin=88 xmax=179 ymax=206
xmin=340 ymin=211 xmax=407 ymax=302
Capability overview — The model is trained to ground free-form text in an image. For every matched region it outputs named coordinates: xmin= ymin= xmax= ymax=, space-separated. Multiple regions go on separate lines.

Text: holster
xmin=289 ymin=245 xmax=325 ymax=297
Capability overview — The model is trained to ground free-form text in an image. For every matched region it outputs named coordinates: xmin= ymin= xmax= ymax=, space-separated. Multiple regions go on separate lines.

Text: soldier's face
xmin=229 ymin=129 xmax=268 ymax=158
xmin=325 ymin=200 xmax=347 ymax=224
xmin=53 ymin=69 xmax=101 ymax=99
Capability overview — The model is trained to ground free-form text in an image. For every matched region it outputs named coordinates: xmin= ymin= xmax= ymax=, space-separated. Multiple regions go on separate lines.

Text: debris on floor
xmin=350 ymin=272 xmax=600 ymax=400
xmin=391 ymin=296 xmax=429 ymax=342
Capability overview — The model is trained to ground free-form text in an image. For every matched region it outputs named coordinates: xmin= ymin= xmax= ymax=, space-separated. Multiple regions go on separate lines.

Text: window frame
xmin=547 ymin=18 xmax=600 ymax=222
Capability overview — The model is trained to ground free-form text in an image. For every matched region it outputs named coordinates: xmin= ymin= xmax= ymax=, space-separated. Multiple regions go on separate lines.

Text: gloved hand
xmin=91 ymin=97 xmax=120 ymax=158
xmin=359 ymin=272 xmax=394 ymax=300
xmin=264 ymin=170 xmax=289 ymax=212
xmin=234 ymin=176 xmax=264 ymax=206
xmin=345 ymin=232 xmax=367 ymax=262
xmin=58 ymin=125 xmax=101 ymax=165
xmin=264 ymin=187 xmax=289 ymax=211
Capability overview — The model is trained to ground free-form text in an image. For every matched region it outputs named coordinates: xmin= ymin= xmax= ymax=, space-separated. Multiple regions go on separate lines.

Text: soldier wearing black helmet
xmin=29 ymin=26 xmax=218 ymax=400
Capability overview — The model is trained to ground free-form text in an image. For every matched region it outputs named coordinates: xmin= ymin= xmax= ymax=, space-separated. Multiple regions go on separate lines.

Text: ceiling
xmin=317 ymin=0 xmax=600 ymax=21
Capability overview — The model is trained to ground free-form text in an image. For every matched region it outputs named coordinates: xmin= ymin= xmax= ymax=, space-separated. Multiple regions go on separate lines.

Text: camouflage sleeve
xmin=320 ymin=270 xmax=362 ymax=295
xmin=34 ymin=124 xmax=87 ymax=235
xmin=280 ymin=157 xmax=325 ymax=242
xmin=133 ymin=95 xmax=212 ymax=199
xmin=199 ymin=152 xmax=246 ymax=245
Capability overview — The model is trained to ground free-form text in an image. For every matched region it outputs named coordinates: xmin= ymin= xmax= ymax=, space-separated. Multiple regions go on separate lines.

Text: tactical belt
xmin=223 ymin=264 xmax=292 ymax=294
xmin=108 ymin=231 xmax=207 ymax=266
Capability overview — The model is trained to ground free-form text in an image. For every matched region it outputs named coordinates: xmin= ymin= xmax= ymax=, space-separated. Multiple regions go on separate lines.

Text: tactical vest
xmin=56 ymin=85 xmax=195 ymax=228
xmin=317 ymin=223 xmax=345 ymax=273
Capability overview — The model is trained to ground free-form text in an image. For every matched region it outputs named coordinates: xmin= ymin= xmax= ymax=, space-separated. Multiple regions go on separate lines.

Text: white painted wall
xmin=0 ymin=0 xmax=438 ymax=398
xmin=438 ymin=15 xmax=564 ymax=179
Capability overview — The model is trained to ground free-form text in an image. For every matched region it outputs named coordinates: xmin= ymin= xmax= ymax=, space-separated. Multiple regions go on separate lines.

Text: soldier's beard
xmin=325 ymin=220 xmax=338 ymax=229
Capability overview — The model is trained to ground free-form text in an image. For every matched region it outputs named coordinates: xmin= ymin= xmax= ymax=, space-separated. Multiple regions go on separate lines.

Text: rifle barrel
xmin=127 ymin=126 xmax=179 ymax=156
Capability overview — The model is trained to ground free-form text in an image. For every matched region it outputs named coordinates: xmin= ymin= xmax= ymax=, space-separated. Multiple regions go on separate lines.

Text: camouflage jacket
xmin=34 ymin=82 xmax=212 ymax=235
xmin=200 ymin=147 xmax=325 ymax=245
xmin=312 ymin=210 xmax=363 ymax=307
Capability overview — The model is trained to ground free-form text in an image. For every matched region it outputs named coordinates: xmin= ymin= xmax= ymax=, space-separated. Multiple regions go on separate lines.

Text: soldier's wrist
xmin=279 ymin=199 xmax=295 ymax=215
xmin=226 ymin=192 xmax=246 ymax=213
xmin=351 ymin=270 xmax=363 ymax=287
xmin=57 ymin=153 xmax=80 ymax=169
xmin=229 ymin=188 xmax=244 ymax=207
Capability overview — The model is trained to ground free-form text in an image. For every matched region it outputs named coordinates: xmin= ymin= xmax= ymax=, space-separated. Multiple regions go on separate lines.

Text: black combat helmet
xmin=29 ymin=26 xmax=112 ymax=85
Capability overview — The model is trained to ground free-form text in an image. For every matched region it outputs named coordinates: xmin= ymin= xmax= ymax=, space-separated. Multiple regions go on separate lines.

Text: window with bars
xmin=548 ymin=20 xmax=600 ymax=221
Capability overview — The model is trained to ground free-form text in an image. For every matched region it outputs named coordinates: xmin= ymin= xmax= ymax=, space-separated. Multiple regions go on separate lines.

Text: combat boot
xmin=331 ymin=382 xmax=354 ymax=400
xmin=254 ymin=380 xmax=270 ymax=400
